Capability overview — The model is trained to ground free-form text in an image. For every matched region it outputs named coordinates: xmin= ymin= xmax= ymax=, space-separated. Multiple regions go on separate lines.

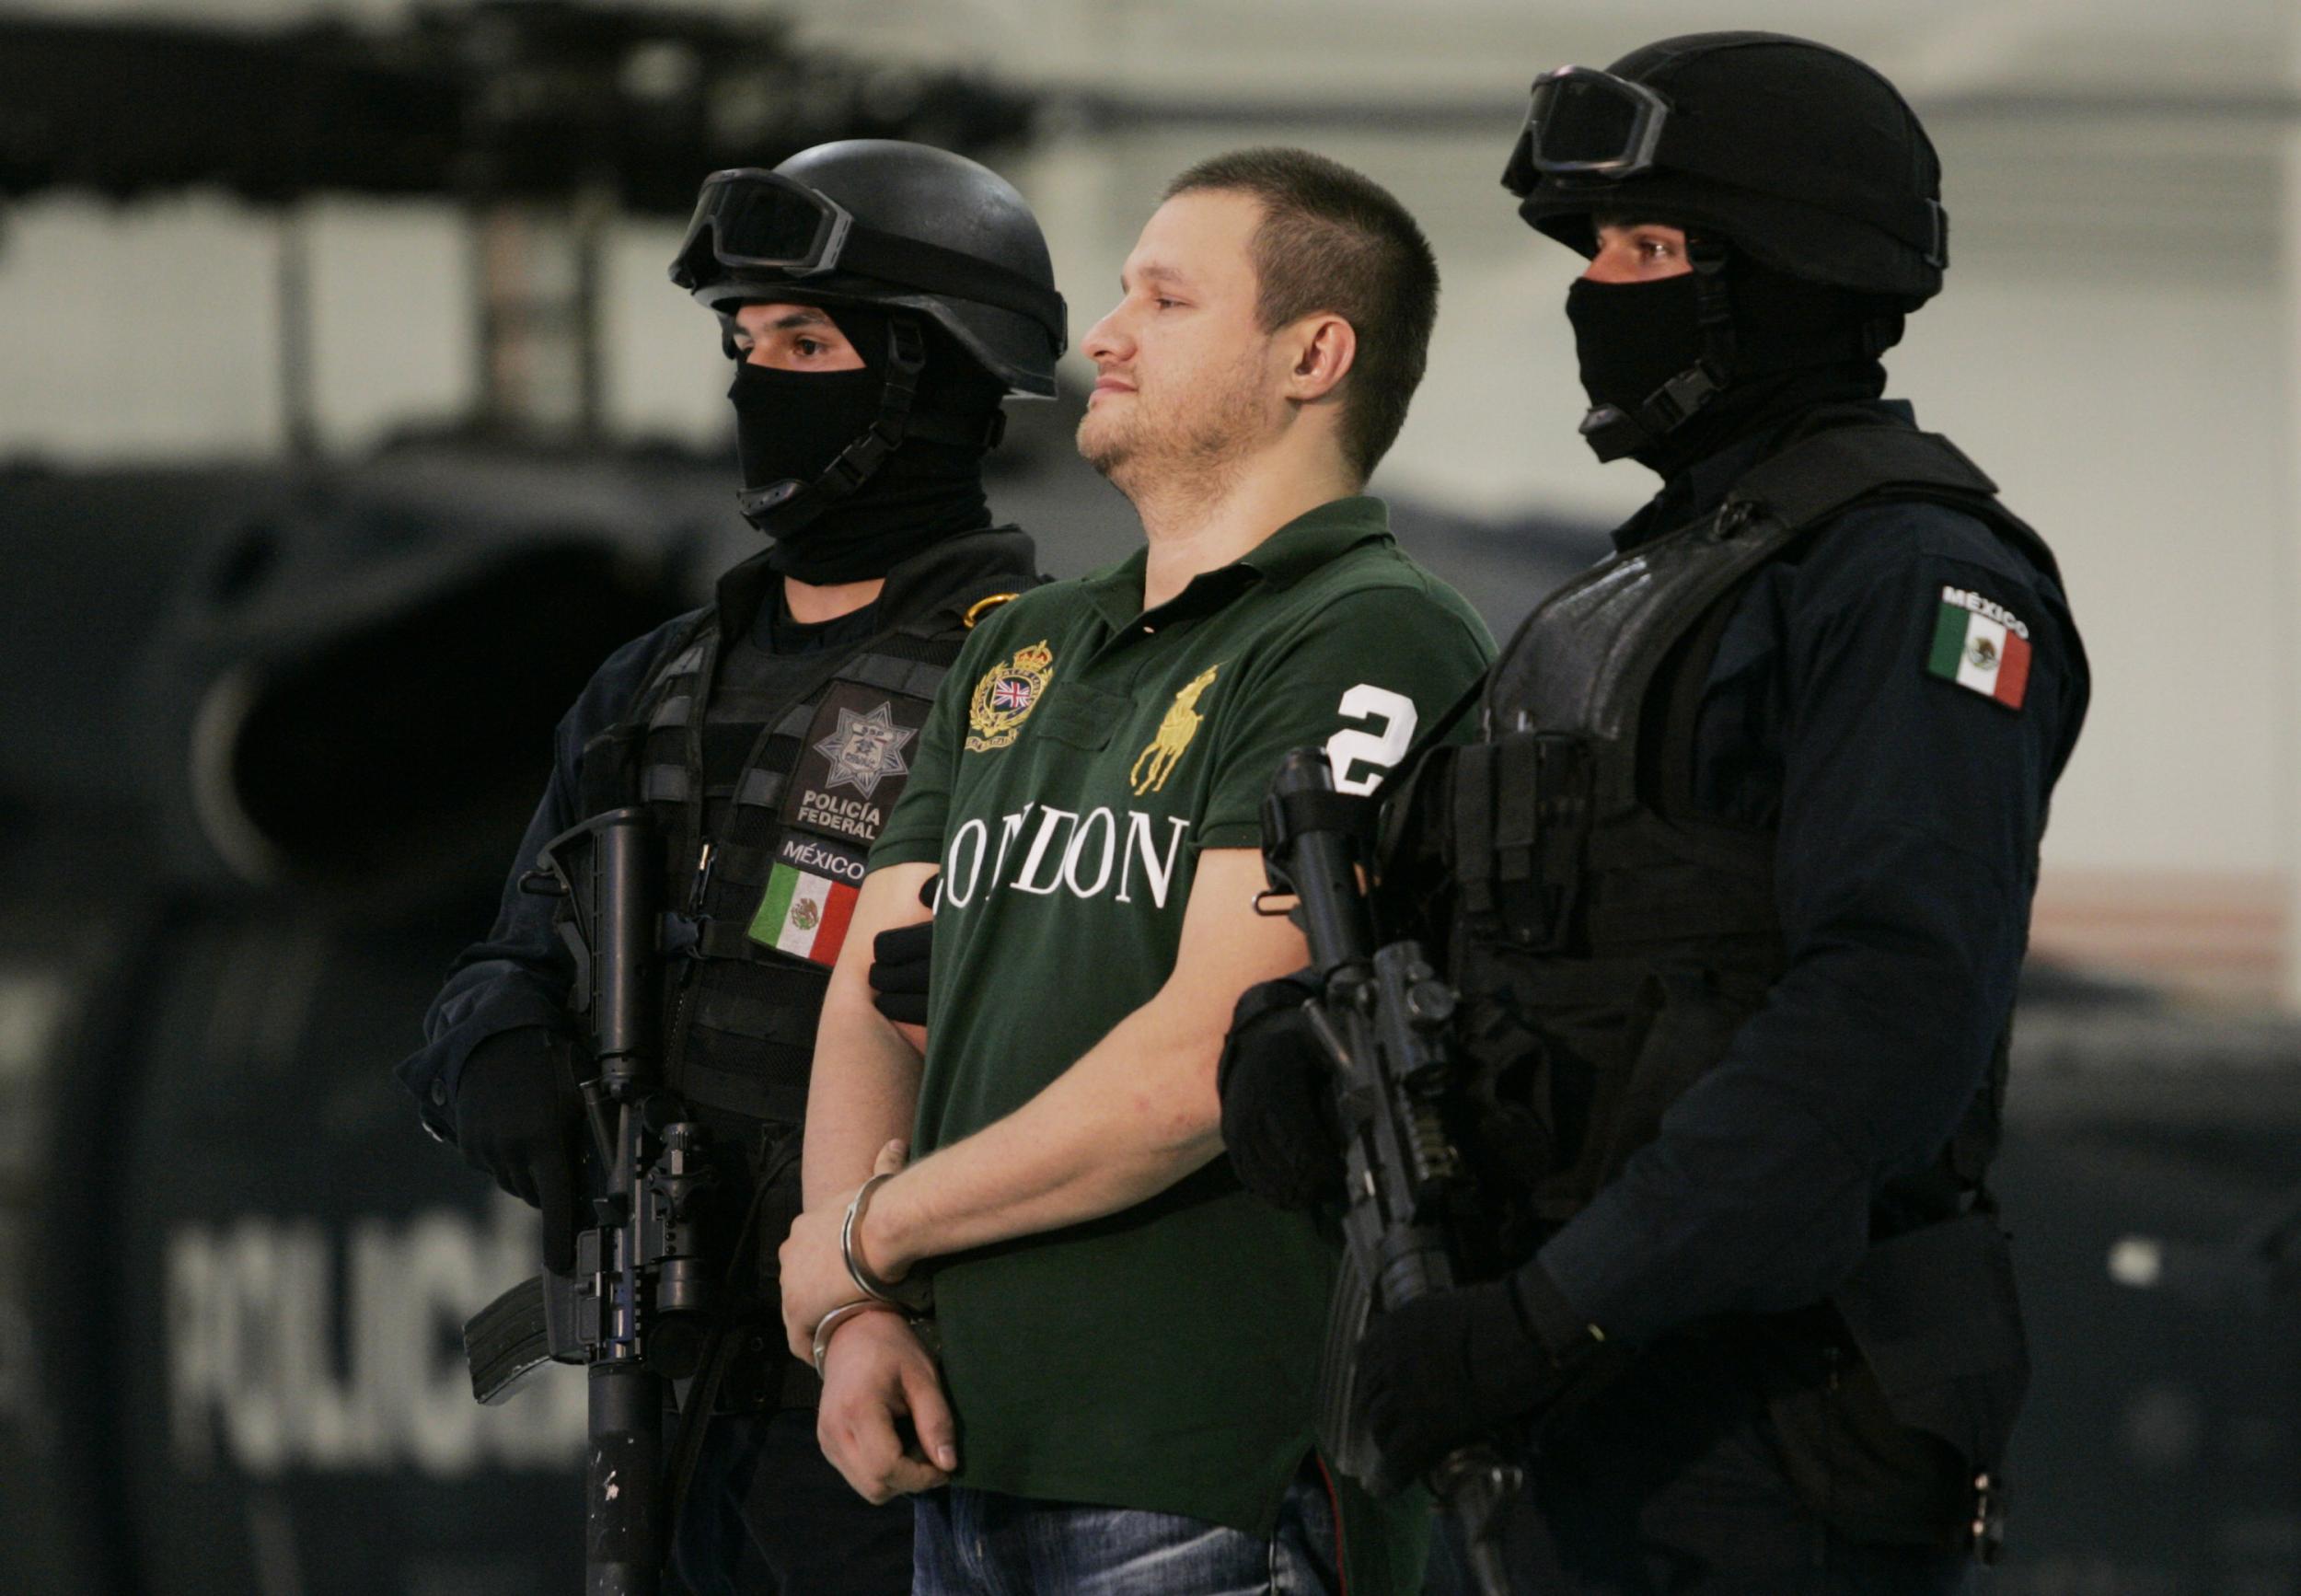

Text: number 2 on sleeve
xmin=1325 ymin=684 xmax=1419 ymax=795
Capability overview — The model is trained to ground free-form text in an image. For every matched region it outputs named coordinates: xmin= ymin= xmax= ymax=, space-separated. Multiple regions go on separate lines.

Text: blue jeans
xmin=912 ymin=1461 xmax=1342 ymax=1596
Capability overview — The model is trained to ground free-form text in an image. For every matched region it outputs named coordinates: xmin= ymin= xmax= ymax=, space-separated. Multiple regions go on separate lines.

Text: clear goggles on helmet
xmin=1501 ymin=65 xmax=1672 ymax=195
xmin=668 ymin=167 xmax=1067 ymax=343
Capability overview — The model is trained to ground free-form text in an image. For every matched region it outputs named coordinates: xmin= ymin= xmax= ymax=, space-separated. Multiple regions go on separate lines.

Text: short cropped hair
xmin=1163 ymin=147 xmax=1440 ymax=482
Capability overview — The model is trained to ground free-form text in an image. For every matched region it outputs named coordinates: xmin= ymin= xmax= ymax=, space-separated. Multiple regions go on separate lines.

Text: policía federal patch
xmin=966 ymin=639 xmax=1055 ymax=752
xmin=786 ymin=682 xmax=930 ymax=847
xmin=1926 ymin=584 xmax=2032 ymax=711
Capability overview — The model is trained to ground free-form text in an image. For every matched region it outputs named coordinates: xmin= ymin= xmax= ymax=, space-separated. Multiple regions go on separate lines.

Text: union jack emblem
xmin=967 ymin=639 xmax=1055 ymax=752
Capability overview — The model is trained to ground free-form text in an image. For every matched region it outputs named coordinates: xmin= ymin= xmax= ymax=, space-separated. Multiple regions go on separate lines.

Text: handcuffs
xmin=812 ymin=1172 xmax=937 ymax=1376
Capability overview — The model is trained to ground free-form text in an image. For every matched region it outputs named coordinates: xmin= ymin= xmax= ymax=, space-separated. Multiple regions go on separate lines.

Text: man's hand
xmin=1353 ymin=1275 xmax=1568 ymax=1493
xmin=1216 ymin=971 xmax=1345 ymax=1209
xmin=815 ymin=1308 xmax=957 ymax=1503
xmin=454 ymin=1026 xmax=585 ymax=1274
xmin=782 ymin=1139 xmax=911 ymax=1359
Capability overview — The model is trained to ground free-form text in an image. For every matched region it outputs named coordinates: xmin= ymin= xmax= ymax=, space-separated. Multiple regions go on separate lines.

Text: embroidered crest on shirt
xmin=1925 ymin=585 xmax=2032 ymax=711
xmin=1130 ymin=663 xmax=1221 ymax=795
xmin=966 ymin=640 xmax=1056 ymax=752
xmin=812 ymin=701 xmax=916 ymax=799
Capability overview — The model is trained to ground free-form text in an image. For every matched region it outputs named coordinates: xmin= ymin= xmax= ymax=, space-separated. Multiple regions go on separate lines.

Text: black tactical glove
xmin=869 ymin=873 xmax=940 ymax=1027
xmin=1216 ymin=970 xmax=1344 ymax=1209
xmin=454 ymin=1025 xmax=585 ymax=1275
xmin=1353 ymin=1265 xmax=1595 ymax=1492
xmin=870 ymin=923 xmax=932 ymax=1026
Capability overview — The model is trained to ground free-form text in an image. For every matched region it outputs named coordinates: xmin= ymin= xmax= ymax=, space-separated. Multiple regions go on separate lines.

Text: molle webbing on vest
xmin=615 ymin=597 xmax=988 ymax=1124
xmin=1455 ymin=423 xmax=2046 ymax=1220
xmin=1445 ymin=732 xmax=1590 ymax=946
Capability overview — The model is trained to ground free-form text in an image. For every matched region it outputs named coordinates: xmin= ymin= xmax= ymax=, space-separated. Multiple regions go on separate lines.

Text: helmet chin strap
xmin=1578 ymin=235 xmax=1739 ymax=464
xmin=734 ymin=316 xmax=1003 ymax=535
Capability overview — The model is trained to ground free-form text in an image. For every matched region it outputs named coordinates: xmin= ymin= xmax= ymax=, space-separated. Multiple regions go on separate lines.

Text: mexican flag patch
xmin=1926 ymin=584 xmax=2031 ymax=711
xmin=748 ymin=833 xmax=866 ymax=966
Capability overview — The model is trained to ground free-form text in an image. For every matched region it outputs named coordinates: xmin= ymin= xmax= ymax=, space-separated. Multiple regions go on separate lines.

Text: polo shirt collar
xmin=1081 ymin=495 xmax=1394 ymax=629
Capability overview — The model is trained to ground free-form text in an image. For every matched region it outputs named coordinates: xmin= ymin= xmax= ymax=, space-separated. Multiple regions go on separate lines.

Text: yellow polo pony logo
xmin=1131 ymin=664 xmax=1221 ymax=795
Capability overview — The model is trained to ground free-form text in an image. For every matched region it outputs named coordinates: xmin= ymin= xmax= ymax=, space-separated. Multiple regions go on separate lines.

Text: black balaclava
xmin=729 ymin=303 xmax=1001 ymax=585
xmin=1566 ymin=245 xmax=1897 ymax=480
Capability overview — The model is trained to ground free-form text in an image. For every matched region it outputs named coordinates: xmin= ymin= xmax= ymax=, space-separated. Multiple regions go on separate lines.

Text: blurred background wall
xmin=6 ymin=3 xmax=2301 ymax=1594
xmin=5 ymin=0 xmax=2296 ymax=1001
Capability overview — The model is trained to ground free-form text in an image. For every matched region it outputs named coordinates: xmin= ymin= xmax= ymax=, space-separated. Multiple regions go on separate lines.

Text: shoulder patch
xmin=748 ymin=832 xmax=867 ymax=967
xmin=966 ymin=640 xmax=1056 ymax=752
xmin=1926 ymin=584 xmax=2031 ymax=710
xmin=784 ymin=682 xmax=932 ymax=845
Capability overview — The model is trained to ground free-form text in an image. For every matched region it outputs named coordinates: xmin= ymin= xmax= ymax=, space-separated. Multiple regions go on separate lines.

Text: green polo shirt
xmin=871 ymin=495 xmax=1493 ymax=1588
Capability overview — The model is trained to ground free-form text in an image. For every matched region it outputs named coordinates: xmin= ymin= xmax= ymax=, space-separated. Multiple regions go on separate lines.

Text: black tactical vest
xmin=594 ymin=535 xmax=1035 ymax=1130
xmin=573 ymin=537 xmax=1034 ymax=1425
xmin=1405 ymin=422 xmax=2056 ymax=1538
xmin=1431 ymin=422 xmax=2056 ymax=1220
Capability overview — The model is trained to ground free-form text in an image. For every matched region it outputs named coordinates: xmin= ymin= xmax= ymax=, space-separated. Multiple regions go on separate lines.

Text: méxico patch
xmin=1926 ymin=584 xmax=2032 ymax=710
xmin=748 ymin=832 xmax=869 ymax=966
xmin=786 ymin=681 xmax=929 ymax=846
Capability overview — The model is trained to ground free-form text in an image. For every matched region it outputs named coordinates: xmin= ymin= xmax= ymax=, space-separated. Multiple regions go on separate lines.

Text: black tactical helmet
xmin=670 ymin=139 xmax=1067 ymax=399
xmin=1505 ymin=32 xmax=1947 ymax=310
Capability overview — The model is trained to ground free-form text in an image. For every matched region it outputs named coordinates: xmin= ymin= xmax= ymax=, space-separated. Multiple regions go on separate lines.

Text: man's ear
xmin=1283 ymin=313 xmax=1357 ymax=405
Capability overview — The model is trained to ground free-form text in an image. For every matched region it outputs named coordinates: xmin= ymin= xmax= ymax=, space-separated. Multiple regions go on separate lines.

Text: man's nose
xmin=1581 ymin=249 xmax=1634 ymax=285
xmin=1081 ymin=306 xmax=1132 ymax=365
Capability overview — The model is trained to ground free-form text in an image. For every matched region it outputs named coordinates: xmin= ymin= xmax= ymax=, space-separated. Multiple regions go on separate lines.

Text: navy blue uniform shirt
xmin=1533 ymin=401 xmax=2090 ymax=1344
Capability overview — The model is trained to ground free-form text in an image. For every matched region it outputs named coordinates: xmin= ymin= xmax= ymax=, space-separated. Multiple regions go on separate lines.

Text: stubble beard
xmin=1077 ymin=347 xmax=1270 ymax=513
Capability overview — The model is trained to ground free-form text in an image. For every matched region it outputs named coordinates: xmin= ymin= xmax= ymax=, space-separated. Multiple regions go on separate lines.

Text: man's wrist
xmin=813 ymin=1299 xmax=906 ymax=1375
xmin=855 ymin=1168 xmax=920 ymax=1279
xmin=847 ymin=1172 xmax=935 ymax=1313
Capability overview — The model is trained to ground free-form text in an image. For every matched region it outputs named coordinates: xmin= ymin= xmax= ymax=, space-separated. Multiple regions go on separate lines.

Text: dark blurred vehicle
xmin=1994 ymin=974 xmax=2301 ymax=1594
xmin=0 ymin=444 xmax=729 ymax=1596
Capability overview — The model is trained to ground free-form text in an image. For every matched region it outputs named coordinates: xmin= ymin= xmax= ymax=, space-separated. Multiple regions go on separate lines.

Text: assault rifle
xmin=462 ymin=806 xmax=718 ymax=1596
xmin=1259 ymin=746 xmax=1522 ymax=1596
